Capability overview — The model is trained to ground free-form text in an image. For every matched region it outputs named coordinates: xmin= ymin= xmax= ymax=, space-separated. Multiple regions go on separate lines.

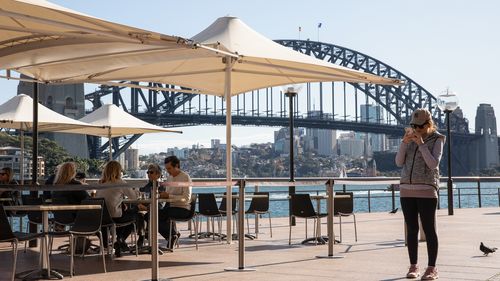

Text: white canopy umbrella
xmin=0 ymin=94 xmax=103 ymax=182
xmin=63 ymin=104 xmax=182 ymax=160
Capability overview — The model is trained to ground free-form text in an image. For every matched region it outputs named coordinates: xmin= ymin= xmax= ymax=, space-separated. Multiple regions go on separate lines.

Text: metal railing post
xmin=391 ymin=185 xmax=395 ymax=211
xmin=477 ymin=180 xmax=482 ymax=208
xmin=368 ymin=190 xmax=371 ymax=213
xmin=254 ymin=185 xmax=259 ymax=236
xmin=458 ymin=188 xmax=461 ymax=209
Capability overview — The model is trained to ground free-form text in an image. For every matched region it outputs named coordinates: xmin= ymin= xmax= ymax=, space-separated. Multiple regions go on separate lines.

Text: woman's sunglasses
xmin=0 ymin=172 xmax=6 ymax=176
xmin=410 ymin=122 xmax=429 ymax=129
xmin=146 ymin=171 xmax=155 ymax=174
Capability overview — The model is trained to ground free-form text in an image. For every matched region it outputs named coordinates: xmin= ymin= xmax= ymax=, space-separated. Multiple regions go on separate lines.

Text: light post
xmin=437 ymin=89 xmax=459 ymax=216
xmin=284 ymin=85 xmax=300 ymax=225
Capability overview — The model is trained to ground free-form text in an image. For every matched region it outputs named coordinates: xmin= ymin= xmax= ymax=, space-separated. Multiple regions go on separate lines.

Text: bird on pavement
xmin=389 ymin=207 xmax=398 ymax=214
xmin=480 ymin=242 xmax=497 ymax=256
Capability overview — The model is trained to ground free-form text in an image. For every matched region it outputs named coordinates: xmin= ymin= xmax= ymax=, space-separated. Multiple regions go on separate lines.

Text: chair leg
xmin=133 ymin=223 xmax=138 ymax=257
xmin=353 ymin=214 xmax=358 ymax=242
xmin=70 ymin=235 xmax=74 ymax=277
xmin=313 ymin=218 xmax=317 ymax=246
xmin=97 ymin=231 xmax=107 ymax=273
xmin=339 ymin=216 xmax=343 ymax=243
xmin=218 ymin=217 xmax=222 ymax=242
xmin=111 ymin=225 xmax=116 ymax=259
xmin=80 ymin=236 xmax=86 ymax=259
xmin=246 ymin=213 xmax=250 ymax=234
xmin=288 ymin=217 xmax=292 ymax=245
xmin=12 ymin=241 xmax=18 ymax=281
xmin=305 ymin=218 xmax=308 ymax=239
xmin=268 ymin=212 xmax=273 ymax=238
xmin=193 ymin=217 xmax=199 ymax=250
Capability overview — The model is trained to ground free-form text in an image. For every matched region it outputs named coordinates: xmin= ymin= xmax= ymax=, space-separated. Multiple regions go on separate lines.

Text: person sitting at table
xmin=136 ymin=163 xmax=164 ymax=247
xmin=0 ymin=167 xmax=21 ymax=212
xmin=95 ymin=160 xmax=143 ymax=257
xmin=51 ymin=162 xmax=89 ymax=205
xmin=158 ymin=156 xmax=192 ymax=249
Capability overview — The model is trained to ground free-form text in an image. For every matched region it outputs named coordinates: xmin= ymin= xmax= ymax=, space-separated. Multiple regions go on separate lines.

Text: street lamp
xmin=283 ymin=85 xmax=301 ymax=225
xmin=436 ymin=89 xmax=459 ymax=216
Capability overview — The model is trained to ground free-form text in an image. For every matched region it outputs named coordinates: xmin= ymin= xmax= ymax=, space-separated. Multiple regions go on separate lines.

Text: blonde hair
xmin=99 ymin=160 xmax=122 ymax=184
xmin=54 ymin=162 xmax=77 ymax=185
xmin=427 ymin=118 xmax=438 ymax=134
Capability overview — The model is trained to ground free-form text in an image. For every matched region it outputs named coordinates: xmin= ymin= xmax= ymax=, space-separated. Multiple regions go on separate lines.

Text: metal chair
xmin=334 ymin=192 xmax=357 ymax=242
xmin=168 ymin=194 xmax=198 ymax=250
xmin=84 ymin=197 xmax=138 ymax=258
xmin=0 ymin=205 xmax=45 ymax=281
xmin=197 ymin=193 xmax=223 ymax=241
xmin=289 ymin=193 xmax=327 ymax=245
xmin=219 ymin=192 xmax=238 ymax=234
xmin=245 ymin=192 xmax=272 ymax=237
xmin=47 ymin=203 xmax=106 ymax=277
xmin=48 ymin=197 xmax=76 ymax=254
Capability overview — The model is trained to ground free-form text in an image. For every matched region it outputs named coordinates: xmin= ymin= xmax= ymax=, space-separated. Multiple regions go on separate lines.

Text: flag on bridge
xmin=299 ymin=26 xmax=302 ymax=32
xmin=318 ymin=23 xmax=322 ymax=28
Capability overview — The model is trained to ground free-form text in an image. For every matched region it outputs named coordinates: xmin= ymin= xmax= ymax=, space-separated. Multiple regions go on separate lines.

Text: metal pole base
xmin=142 ymin=278 xmax=172 ymax=281
xmin=315 ymin=255 xmax=345 ymax=259
xmin=224 ymin=267 xmax=256 ymax=272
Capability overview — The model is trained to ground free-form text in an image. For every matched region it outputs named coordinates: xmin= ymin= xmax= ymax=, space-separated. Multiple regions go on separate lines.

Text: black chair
xmin=219 ymin=192 xmax=238 ymax=234
xmin=245 ymin=192 xmax=272 ymax=238
xmin=84 ymin=197 xmax=138 ymax=258
xmin=168 ymin=194 xmax=198 ymax=250
xmin=334 ymin=192 xmax=357 ymax=242
xmin=47 ymin=201 xmax=106 ymax=277
xmin=289 ymin=194 xmax=327 ymax=245
xmin=48 ymin=197 xmax=75 ymax=254
xmin=0 ymin=205 xmax=45 ymax=281
xmin=197 ymin=193 xmax=223 ymax=241
xmin=21 ymin=195 xmax=53 ymax=252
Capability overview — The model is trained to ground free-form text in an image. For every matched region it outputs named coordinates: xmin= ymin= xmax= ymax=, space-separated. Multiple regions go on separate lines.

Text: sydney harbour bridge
xmin=84 ymin=40 xmax=483 ymax=175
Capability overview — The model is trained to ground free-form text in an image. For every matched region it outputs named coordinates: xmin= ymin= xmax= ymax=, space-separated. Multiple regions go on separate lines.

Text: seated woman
xmin=95 ymin=160 xmax=142 ymax=256
xmin=136 ymin=163 xmax=164 ymax=247
xmin=51 ymin=162 xmax=89 ymax=206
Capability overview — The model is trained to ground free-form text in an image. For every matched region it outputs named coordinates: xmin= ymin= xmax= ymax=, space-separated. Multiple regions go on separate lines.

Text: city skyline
xmin=1 ymin=0 xmax=499 ymax=154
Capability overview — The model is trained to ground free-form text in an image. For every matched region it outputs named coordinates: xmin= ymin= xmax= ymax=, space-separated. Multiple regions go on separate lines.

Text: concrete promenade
xmin=1 ymin=207 xmax=499 ymax=280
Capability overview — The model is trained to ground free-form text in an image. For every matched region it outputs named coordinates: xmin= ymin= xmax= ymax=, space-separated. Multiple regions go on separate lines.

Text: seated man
xmin=158 ymin=156 xmax=192 ymax=248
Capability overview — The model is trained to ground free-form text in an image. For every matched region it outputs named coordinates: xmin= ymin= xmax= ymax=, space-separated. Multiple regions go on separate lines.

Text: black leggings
xmin=400 ymin=197 xmax=438 ymax=267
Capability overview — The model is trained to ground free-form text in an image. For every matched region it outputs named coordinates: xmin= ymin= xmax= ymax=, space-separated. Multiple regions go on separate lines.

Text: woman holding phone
xmin=395 ymin=108 xmax=445 ymax=280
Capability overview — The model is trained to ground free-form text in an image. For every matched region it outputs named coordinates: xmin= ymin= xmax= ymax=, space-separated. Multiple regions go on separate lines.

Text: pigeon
xmin=389 ymin=208 xmax=399 ymax=214
xmin=480 ymin=242 xmax=497 ymax=256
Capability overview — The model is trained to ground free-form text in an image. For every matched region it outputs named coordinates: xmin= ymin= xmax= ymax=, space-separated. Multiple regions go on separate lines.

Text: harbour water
xmin=9 ymin=182 xmax=499 ymax=231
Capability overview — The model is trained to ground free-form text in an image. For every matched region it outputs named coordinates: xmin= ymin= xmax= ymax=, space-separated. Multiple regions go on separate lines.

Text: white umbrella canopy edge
xmin=0 ymin=0 xmax=227 ymax=83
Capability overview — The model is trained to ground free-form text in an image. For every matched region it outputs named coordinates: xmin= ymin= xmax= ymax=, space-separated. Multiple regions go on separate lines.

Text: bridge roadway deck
xmin=1 ymin=207 xmax=499 ymax=281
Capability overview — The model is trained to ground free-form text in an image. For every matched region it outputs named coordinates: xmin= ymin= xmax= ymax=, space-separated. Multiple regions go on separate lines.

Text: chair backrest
xmin=51 ymin=197 xmax=76 ymax=225
xmin=22 ymin=195 xmax=43 ymax=223
xmin=198 ymin=193 xmax=221 ymax=216
xmin=71 ymin=199 xmax=103 ymax=233
xmin=219 ymin=192 xmax=237 ymax=212
xmin=247 ymin=192 xmax=270 ymax=212
xmin=82 ymin=198 xmax=114 ymax=226
xmin=334 ymin=192 xmax=354 ymax=215
xmin=0 ymin=205 xmax=15 ymax=241
xmin=290 ymin=194 xmax=317 ymax=218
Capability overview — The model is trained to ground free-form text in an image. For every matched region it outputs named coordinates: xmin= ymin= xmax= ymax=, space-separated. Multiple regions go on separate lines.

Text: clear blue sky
xmin=1 ymin=0 xmax=499 ymax=154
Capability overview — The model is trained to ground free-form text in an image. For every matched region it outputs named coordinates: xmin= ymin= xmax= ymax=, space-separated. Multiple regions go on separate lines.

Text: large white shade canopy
xmin=0 ymin=0 xmax=221 ymax=84
xmin=0 ymin=94 xmax=101 ymax=131
xmin=76 ymin=16 xmax=403 ymax=95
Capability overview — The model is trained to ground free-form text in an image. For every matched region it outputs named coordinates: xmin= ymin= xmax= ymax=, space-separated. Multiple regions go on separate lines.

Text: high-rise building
xmin=360 ymin=104 xmax=387 ymax=153
xmin=211 ymin=139 xmax=221 ymax=149
xmin=17 ymin=79 xmax=89 ymax=158
xmin=305 ymin=128 xmax=337 ymax=156
xmin=338 ymin=132 xmax=364 ymax=158
xmin=125 ymin=148 xmax=139 ymax=170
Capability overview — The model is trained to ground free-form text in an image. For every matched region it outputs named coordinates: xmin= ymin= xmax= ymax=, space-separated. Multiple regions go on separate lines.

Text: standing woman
xmin=396 ymin=108 xmax=445 ymax=280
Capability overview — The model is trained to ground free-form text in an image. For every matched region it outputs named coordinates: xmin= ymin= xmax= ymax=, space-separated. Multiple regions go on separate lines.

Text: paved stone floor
xmin=2 ymin=207 xmax=500 ymax=280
